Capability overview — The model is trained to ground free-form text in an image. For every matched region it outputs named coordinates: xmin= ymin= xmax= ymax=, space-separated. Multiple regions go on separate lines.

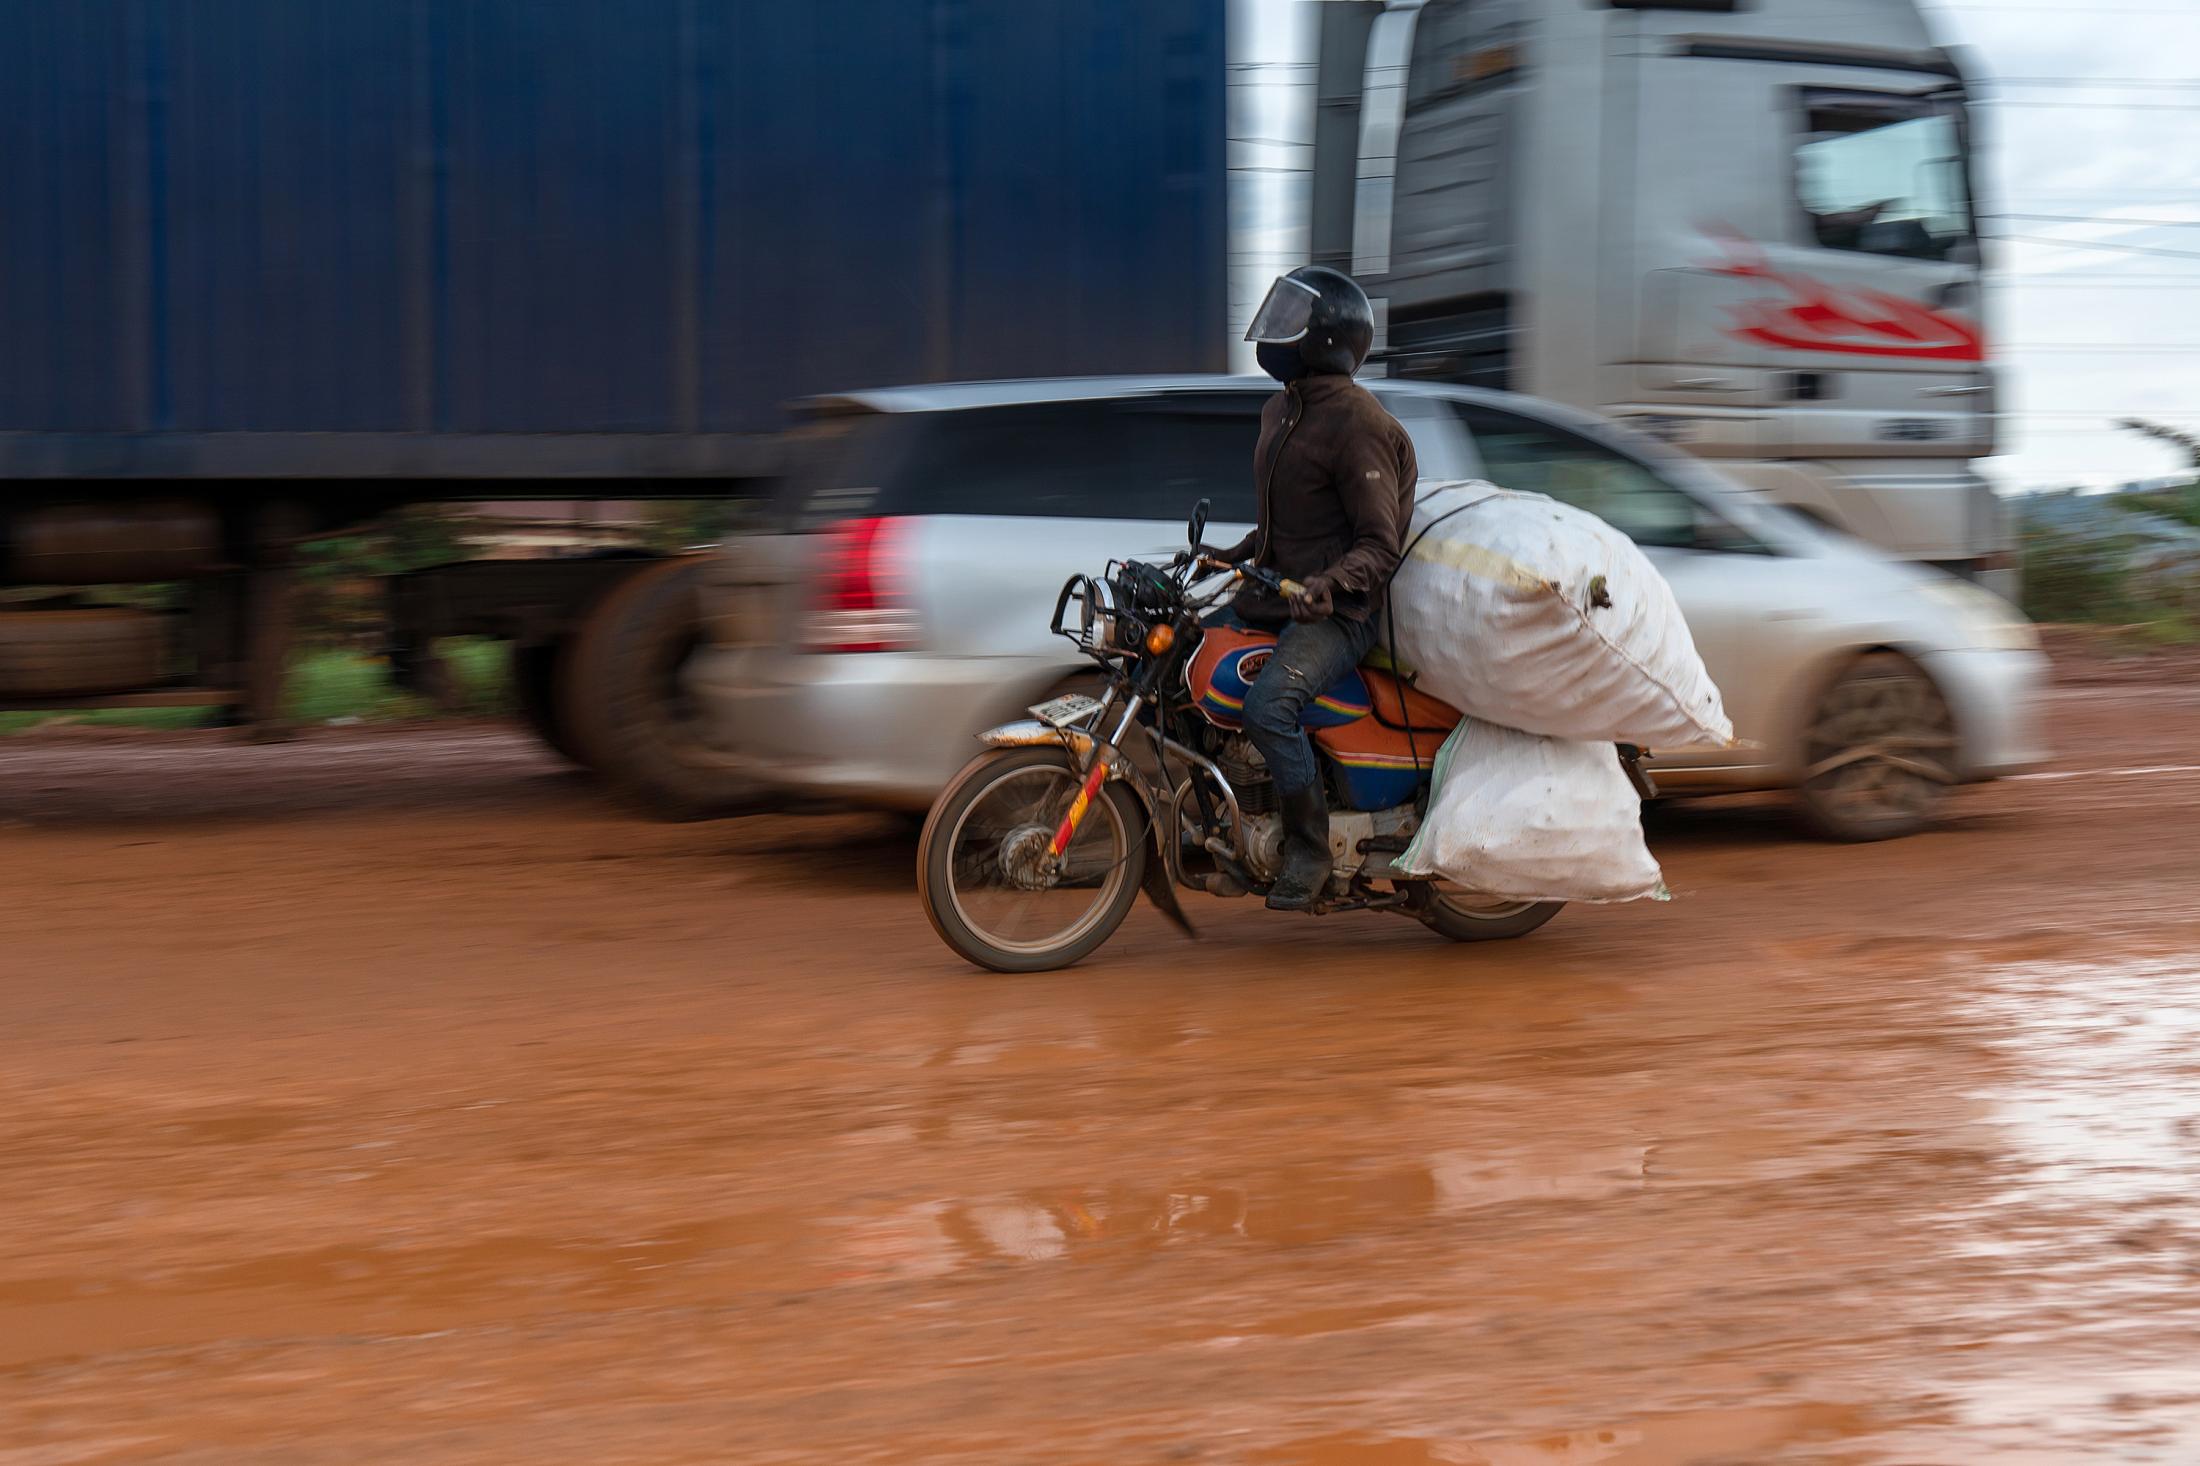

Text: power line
xmin=1987 ymin=77 xmax=2200 ymax=90
xmin=2008 ymin=187 xmax=2200 ymax=197
xmin=2004 ymin=345 xmax=2200 ymax=354
xmin=1978 ymin=97 xmax=2200 ymax=112
xmin=1995 ymin=233 xmax=2200 ymax=263
xmin=1996 ymin=281 xmax=2200 ymax=290
xmin=1937 ymin=3 xmax=2200 ymax=13
xmin=1990 ymin=212 xmax=2200 ymax=229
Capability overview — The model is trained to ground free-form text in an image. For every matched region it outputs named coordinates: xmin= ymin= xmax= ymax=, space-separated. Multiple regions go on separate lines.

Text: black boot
xmin=1266 ymin=781 xmax=1333 ymax=912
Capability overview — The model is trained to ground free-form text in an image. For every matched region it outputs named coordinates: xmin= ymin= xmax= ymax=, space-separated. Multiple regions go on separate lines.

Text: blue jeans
xmin=1239 ymin=614 xmax=1380 ymax=798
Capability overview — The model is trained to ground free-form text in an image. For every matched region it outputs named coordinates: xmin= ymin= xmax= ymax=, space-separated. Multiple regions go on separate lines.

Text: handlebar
xmin=1194 ymin=555 xmax=1303 ymax=601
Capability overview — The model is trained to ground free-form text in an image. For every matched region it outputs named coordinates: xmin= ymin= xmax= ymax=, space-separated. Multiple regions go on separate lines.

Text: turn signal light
xmin=1144 ymin=624 xmax=1176 ymax=655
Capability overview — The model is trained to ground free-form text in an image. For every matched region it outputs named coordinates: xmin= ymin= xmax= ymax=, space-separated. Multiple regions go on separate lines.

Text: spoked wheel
xmin=1797 ymin=652 xmax=1958 ymax=842
xmin=918 ymin=747 xmax=1147 ymax=973
xmin=1417 ymin=888 xmax=1565 ymax=943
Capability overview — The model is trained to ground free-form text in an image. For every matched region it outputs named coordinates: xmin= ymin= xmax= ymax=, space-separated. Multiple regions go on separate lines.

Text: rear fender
xmin=974 ymin=721 xmax=1195 ymax=939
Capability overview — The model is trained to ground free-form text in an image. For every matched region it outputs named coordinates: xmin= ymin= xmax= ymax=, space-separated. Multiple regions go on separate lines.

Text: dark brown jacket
xmin=1223 ymin=374 xmax=1418 ymax=625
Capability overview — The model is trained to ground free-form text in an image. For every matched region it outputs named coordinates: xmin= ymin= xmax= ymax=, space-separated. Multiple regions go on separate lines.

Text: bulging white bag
xmin=1396 ymin=718 xmax=1668 ymax=905
xmin=1387 ymin=481 xmax=1733 ymax=749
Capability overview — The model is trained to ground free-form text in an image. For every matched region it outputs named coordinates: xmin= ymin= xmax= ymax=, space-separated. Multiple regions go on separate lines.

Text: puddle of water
xmin=1429 ymin=1145 xmax=1646 ymax=1211
xmin=1255 ymin=1404 xmax=1873 ymax=1465
xmin=1966 ymin=955 xmax=2200 ymax=1215
xmin=906 ymin=1147 xmax=1675 ymax=1274
xmin=167 ymin=1108 xmax=308 ymax=1145
xmin=0 ymin=1211 xmax=823 ymax=1366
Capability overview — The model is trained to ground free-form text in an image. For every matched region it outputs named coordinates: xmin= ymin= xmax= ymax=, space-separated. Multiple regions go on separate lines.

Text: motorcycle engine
xmin=1214 ymin=735 xmax=1276 ymax=815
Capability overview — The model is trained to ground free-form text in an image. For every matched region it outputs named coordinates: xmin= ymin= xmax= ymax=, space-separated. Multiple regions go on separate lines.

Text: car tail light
xmin=806 ymin=516 xmax=917 ymax=653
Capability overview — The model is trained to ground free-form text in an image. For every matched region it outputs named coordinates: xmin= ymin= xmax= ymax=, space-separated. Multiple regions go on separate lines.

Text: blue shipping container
xmin=0 ymin=0 xmax=1227 ymax=473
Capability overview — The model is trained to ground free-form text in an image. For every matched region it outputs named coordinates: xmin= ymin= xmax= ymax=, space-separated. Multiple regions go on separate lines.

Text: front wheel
xmin=1795 ymin=651 xmax=1957 ymax=842
xmin=1417 ymin=889 xmax=1565 ymax=943
xmin=918 ymin=747 xmax=1148 ymax=973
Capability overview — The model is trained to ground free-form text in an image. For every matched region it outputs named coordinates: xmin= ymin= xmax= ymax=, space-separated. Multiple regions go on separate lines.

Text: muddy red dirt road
xmin=4 ymin=673 xmax=2198 ymax=1464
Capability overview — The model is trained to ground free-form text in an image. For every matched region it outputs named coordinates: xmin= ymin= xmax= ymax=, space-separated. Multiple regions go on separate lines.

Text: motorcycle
xmin=916 ymin=500 xmax=1657 ymax=972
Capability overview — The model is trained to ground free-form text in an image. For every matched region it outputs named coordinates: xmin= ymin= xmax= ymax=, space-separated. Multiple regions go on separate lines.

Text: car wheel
xmin=1796 ymin=651 xmax=1958 ymax=842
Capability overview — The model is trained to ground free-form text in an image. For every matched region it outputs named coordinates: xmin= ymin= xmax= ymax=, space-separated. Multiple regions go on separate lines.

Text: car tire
xmin=1795 ymin=651 xmax=1958 ymax=842
xmin=558 ymin=557 xmax=762 ymax=820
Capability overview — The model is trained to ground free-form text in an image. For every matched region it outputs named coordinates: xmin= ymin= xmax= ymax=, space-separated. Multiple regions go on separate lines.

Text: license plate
xmin=1030 ymin=693 xmax=1103 ymax=729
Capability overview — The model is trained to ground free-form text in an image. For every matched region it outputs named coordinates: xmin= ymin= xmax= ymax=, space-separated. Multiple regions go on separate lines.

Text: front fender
xmin=973 ymin=720 xmax=1195 ymax=940
xmin=979 ymin=719 xmax=1100 ymax=761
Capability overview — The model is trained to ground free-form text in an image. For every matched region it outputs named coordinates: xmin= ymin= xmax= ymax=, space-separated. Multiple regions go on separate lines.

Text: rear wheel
xmin=559 ymin=557 xmax=759 ymax=819
xmin=919 ymin=747 xmax=1147 ymax=973
xmin=1796 ymin=652 xmax=1957 ymax=842
xmin=1418 ymin=890 xmax=1565 ymax=943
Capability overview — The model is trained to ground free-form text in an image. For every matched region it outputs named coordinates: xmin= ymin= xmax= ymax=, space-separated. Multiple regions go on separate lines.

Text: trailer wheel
xmin=0 ymin=609 xmax=170 ymax=697
xmin=510 ymin=639 xmax=584 ymax=766
xmin=558 ymin=557 xmax=758 ymax=819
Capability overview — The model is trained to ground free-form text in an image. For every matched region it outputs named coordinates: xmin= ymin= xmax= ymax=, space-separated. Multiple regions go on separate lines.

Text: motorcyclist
xmin=1209 ymin=266 xmax=1418 ymax=911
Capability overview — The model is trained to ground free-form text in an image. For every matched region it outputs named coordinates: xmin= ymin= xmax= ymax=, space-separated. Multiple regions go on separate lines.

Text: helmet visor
xmin=1244 ymin=275 xmax=1320 ymax=344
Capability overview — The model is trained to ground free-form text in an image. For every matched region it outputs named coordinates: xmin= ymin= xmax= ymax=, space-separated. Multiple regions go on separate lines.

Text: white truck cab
xmin=1313 ymin=0 xmax=2011 ymax=598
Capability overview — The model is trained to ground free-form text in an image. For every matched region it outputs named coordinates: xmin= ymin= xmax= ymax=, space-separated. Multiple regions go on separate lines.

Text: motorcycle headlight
xmin=1077 ymin=577 xmax=1120 ymax=653
xmin=1919 ymin=580 xmax=2040 ymax=653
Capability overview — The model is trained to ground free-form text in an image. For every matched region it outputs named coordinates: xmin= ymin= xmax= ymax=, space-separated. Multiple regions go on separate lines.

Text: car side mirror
xmin=1189 ymin=498 xmax=1211 ymax=550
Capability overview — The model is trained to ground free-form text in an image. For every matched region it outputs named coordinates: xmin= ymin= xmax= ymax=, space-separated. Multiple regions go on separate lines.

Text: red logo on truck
xmin=1704 ymin=233 xmax=1985 ymax=363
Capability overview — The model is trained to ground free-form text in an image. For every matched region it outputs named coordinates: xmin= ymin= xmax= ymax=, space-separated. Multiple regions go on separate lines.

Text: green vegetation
xmin=2020 ymin=519 xmax=2200 ymax=647
xmin=0 ymin=638 xmax=513 ymax=735
xmin=1 ymin=497 xmax=753 ymax=737
xmin=2111 ymin=481 xmax=2200 ymax=533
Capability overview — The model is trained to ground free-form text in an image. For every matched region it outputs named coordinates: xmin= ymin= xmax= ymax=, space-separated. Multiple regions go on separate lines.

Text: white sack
xmin=1396 ymin=717 xmax=1668 ymax=905
xmin=1387 ymin=481 xmax=1733 ymax=749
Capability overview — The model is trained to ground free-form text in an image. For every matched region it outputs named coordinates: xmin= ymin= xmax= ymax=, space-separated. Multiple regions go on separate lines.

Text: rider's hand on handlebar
xmin=1286 ymin=574 xmax=1336 ymax=623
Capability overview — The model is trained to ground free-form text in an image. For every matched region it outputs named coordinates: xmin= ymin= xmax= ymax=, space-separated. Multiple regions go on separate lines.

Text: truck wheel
xmin=558 ymin=557 xmax=758 ymax=819
xmin=0 ymin=609 xmax=169 ymax=697
xmin=511 ymin=639 xmax=583 ymax=766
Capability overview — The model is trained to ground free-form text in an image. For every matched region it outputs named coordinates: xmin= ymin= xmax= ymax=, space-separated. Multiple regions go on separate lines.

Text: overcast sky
xmin=1227 ymin=0 xmax=2200 ymax=494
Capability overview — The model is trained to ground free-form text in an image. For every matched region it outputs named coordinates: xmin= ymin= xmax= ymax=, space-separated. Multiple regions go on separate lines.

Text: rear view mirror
xmin=1189 ymin=498 xmax=1211 ymax=549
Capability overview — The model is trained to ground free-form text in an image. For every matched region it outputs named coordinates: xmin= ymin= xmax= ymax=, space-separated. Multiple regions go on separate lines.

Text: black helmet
xmin=1245 ymin=265 xmax=1373 ymax=383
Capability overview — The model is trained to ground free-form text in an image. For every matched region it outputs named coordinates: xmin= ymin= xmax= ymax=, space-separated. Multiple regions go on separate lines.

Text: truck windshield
xmin=1795 ymin=90 xmax=1974 ymax=263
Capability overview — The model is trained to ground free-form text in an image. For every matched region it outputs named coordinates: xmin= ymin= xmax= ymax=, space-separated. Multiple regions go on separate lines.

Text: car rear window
xmin=793 ymin=396 xmax=1266 ymax=526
